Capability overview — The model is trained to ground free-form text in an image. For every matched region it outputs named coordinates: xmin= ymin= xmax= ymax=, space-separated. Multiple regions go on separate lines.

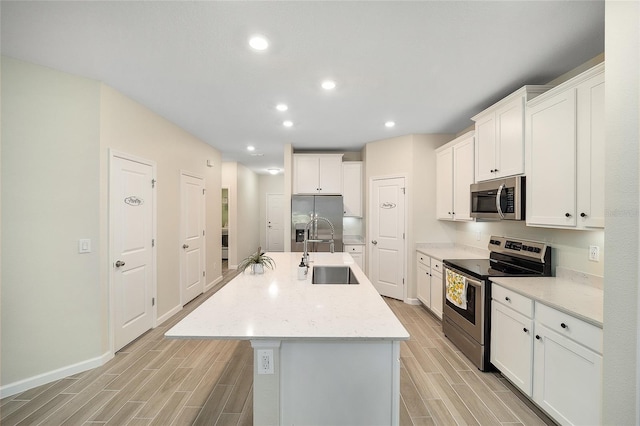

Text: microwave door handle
xmin=496 ymin=184 xmax=505 ymax=219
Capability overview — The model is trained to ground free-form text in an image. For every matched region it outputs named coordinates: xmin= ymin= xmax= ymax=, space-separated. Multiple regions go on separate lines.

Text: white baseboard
xmin=0 ymin=351 xmax=113 ymax=398
xmin=205 ymin=275 xmax=223 ymax=292
xmin=156 ymin=304 xmax=182 ymax=326
xmin=404 ymin=297 xmax=421 ymax=305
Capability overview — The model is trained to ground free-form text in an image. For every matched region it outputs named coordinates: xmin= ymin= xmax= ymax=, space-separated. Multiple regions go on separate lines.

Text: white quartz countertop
xmin=165 ymin=252 xmax=409 ymax=341
xmin=343 ymin=235 xmax=365 ymax=245
xmin=490 ymin=276 xmax=603 ymax=328
xmin=416 ymin=244 xmax=489 ymax=262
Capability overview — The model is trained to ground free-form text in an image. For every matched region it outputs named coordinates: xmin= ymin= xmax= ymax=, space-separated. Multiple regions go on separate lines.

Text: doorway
xmin=180 ymin=172 xmax=205 ymax=305
xmin=222 ymin=188 xmax=229 ymax=272
xmin=110 ymin=151 xmax=156 ymax=352
xmin=369 ymin=176 xmax=406 ymax=300
xmin=266 ymin=193 xmax=285 ymax=252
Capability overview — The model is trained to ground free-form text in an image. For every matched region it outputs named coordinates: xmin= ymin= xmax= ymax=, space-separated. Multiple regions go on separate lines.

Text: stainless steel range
xmin=442 ymin=236 xmax=551 ymax=371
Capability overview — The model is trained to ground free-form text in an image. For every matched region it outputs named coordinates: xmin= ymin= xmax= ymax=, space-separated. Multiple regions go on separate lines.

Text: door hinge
xmin=403 ymin=233 xmax=405 ymax=240
xmin=203 ymin=271 xmax=206 ymax=277
xmin=202 ymin=188 xmax=206 ymax=195
xmin=152 ymin=297 xmax=155 ymax=307
xmin=403 ymin=278 xmax=405 ymax=284
xmin=152 ymin=239 xmax=155 ymax=247
xmin=202 ymin=230 xmax=205 ymax=236
xmin=151 ymin=179 xmax=156 ymax=188
xmin=401 ymin=187 xmax=406 ymax=194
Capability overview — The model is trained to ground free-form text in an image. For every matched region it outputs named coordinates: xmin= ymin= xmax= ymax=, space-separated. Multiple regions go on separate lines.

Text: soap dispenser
xmin=298 ymin=257 xmax=307 ymax=280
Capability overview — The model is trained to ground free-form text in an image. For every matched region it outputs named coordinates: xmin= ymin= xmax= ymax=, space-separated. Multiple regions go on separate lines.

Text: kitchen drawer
xmin=345 ymin=245 xmax=363 ymax=254
xmin=431 ymin=260 xmax=442 ymax=275
xmin=492 ymin=284 xmax=533 ymax=318
xmin=535 ymin=302 xmax=603 ymax=354
xmin=416 ymin=252 xmax=430 ymax=267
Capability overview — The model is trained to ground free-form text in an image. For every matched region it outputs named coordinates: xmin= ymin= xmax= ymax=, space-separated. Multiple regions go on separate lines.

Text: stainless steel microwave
xmin=470 ymin=176 xmax=525 ymax=220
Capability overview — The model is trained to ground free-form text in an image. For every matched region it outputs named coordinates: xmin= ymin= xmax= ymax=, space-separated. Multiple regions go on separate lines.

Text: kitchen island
xmin=166 ymin=252 xmax=409 ymax=425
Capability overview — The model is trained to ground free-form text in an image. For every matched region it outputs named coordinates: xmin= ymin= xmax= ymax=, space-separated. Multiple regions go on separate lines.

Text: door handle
xmin=183 ymin=244 xmax=189 ymax=249
xmin=115 ymin=260 xmax=125 ymax=267
xmin=372 ymin=240 xmax=378 ymax=245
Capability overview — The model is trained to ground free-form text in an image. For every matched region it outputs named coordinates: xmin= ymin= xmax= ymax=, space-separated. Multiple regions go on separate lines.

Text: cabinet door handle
xmin=580 ymin=212 xmax=587 ymax=218
xmin=490 ymin=169 xmax=495 ymax=173
xmin=115 ymin=260 xmax=126 ymax=268
xmin=183 ymin=244 xmax=189 ymax=249
xmin=505 ymin=296 xmax=510 ymax=302
xmin=565 ymin=212 xmax=572 ymax=218
xmin=371 ymin=240 xmax=378 ymax=245
xmin=560 ymin=322 xmax=568 ymax=329
xmin=523 ymin=327 xmax=529 ymax=333
xmin=535 ymin=335 xmax=541 ymax=340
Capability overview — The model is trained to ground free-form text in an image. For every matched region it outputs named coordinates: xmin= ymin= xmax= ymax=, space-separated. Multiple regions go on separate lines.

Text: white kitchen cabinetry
xmin=436 ymin=131 xmax=475 ymax=221
xmin=526 ymin=63 xmax=605 ymax=229
xmin=533 ymin=303 xmax=603 ymax=426
xmin=342 ymin=162 xmax=363 ymax=217
xmin=491 ymin=283 xmax=603 ymax=426
xmin=293 ymin=154 xmax=343 ymax=194
xmin=472 ymin=86 xmax=552 ymax=182
xmin=491 ymin=285 xmax=534 ymax=395
xmin=415 ymin=252 xmax=443 ymax=319
xmin=344 ymin=244 xmax=365 ymax=271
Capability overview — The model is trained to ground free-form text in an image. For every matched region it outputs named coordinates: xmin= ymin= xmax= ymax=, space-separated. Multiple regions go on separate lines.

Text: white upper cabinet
xmin=436 ymin=131 xmax=475 ymax=221
xmin=473 ymin=86 xmax=552 ymax=182
xmin=293 ymin=154 xmax=343 ymax=194
xmin=526 ymin=63 xmax=604 ymax=229
xmin=342 ymin=161 xmax=363 ymax=217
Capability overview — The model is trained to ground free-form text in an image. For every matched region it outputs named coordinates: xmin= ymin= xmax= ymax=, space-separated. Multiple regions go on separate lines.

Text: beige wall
xmin=99 ymin=84 xmax=223 ymax=318
xmin=364 ymin=134 xmax=454 ymax=301
xmin=1 ymin=57 xmax=103 ymax=386
xmin=222 ymin=162 xmax=261 ymax=268
xmin=1 ymin=57 xmax=223 ymax=394
xmin=603 ymin=1 xmax=639 ymax=423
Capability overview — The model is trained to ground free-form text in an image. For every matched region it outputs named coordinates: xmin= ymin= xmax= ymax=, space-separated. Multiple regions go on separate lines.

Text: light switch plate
xmin=79 ymin=239 xmax=91 ymax=254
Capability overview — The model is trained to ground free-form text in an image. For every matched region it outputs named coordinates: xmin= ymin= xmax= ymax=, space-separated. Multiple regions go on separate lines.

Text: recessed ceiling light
xmin=247 ymin=145 xmax=255 ymax=151
xmin=249 ymin=35 xmax=269 ymax=51
xmin=283 ymin=120 xmax=293 ymax=127
xmin=385 ymin=121 xmax=396 ymax=128
xmin=321 ymin=80 xmax=336 ymax=90
xmin=276 ymin=103 xmax=288 ymax=112
xmin=268 ymin=168 xmax=280 ymax=175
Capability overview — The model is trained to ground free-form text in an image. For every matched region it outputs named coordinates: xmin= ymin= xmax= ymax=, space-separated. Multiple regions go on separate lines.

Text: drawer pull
xmin=505 ymin=296 xmax=510 ymax=302
xmin=523 ymin=327 xmax=529 ymax=333
xmin=535 ymin=335 xmax=541 ymax=340
xmin=560 ymin=322 xmax=568 ymax=329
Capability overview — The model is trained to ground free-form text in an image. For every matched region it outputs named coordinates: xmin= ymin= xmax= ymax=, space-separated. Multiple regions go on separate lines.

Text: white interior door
xmin=111 ymin=153 xmax=155 ymax=352
xmin=369 ymin=177 xmax=406 ymax=300
xmin=181 ymin=173 xmax=205 ymax=305
xmin=267 ymin=193 xmax=284 ymax=252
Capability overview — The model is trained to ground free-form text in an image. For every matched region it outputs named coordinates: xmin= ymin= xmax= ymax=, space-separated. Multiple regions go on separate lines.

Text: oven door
xmin=442 ymin=266 xmax=485 ymax=344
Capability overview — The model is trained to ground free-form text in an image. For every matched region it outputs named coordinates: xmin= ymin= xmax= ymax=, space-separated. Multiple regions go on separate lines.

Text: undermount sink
xmin=311 ymin=266 xmax=359 ymax=285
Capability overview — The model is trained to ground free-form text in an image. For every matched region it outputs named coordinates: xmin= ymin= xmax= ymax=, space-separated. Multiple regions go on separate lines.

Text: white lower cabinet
xmin=344 ymin=244 xmax=365 ymax=272
xmin=491 ymin=284 xmax=602 ymax=426
xmin=416 ymin=252 xmax=443 ymax=319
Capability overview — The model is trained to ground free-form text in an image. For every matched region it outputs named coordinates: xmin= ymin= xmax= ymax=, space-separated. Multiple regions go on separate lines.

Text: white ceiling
xmin=1 ymin=1 xmax=604 ymax=174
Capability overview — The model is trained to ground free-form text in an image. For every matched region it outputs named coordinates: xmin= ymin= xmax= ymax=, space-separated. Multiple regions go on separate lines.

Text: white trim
xmin=404 ymin=298 xmax=421 ymax=306
xmin=206 ymin=274 xmax=223 ymax=292
xmin=108 ymin=149 xmax=158 ymax=355
xmin=157 ymin=304 xmax=183 ymax=327
xmin=0 ymin=351 xmax=112 ymax=398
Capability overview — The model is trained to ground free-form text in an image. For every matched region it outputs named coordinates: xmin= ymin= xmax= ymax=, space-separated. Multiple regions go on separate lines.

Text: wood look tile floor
xmin=1 ymin=268 xmax=553 ymax=426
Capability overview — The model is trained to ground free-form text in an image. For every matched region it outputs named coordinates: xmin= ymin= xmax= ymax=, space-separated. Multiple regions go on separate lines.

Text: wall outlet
xmin=589 ymin=245 xmax=600 ymax=262
xmin=257 ymin=349 xmax=274 ymax=374
xmin=78 ymin=238 xmax=91 ymax=254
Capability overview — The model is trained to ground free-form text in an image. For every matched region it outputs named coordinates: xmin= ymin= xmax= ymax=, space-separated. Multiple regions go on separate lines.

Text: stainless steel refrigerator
xmin=291 ymin=195 xmax=343 ymax=252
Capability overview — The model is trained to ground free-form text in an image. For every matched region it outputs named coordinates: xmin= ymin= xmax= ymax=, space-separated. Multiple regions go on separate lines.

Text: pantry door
xmin=111 ymin=152 xmax=156 ymax=352
xmin=369 ymin=176 xmax=406 ymax=300
xmin=180 ymin=172 xmax=206 ymax=305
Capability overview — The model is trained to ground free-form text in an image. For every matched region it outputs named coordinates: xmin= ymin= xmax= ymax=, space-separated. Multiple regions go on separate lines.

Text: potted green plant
xmin=237 ymin=246 xmax=275 ymax=274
